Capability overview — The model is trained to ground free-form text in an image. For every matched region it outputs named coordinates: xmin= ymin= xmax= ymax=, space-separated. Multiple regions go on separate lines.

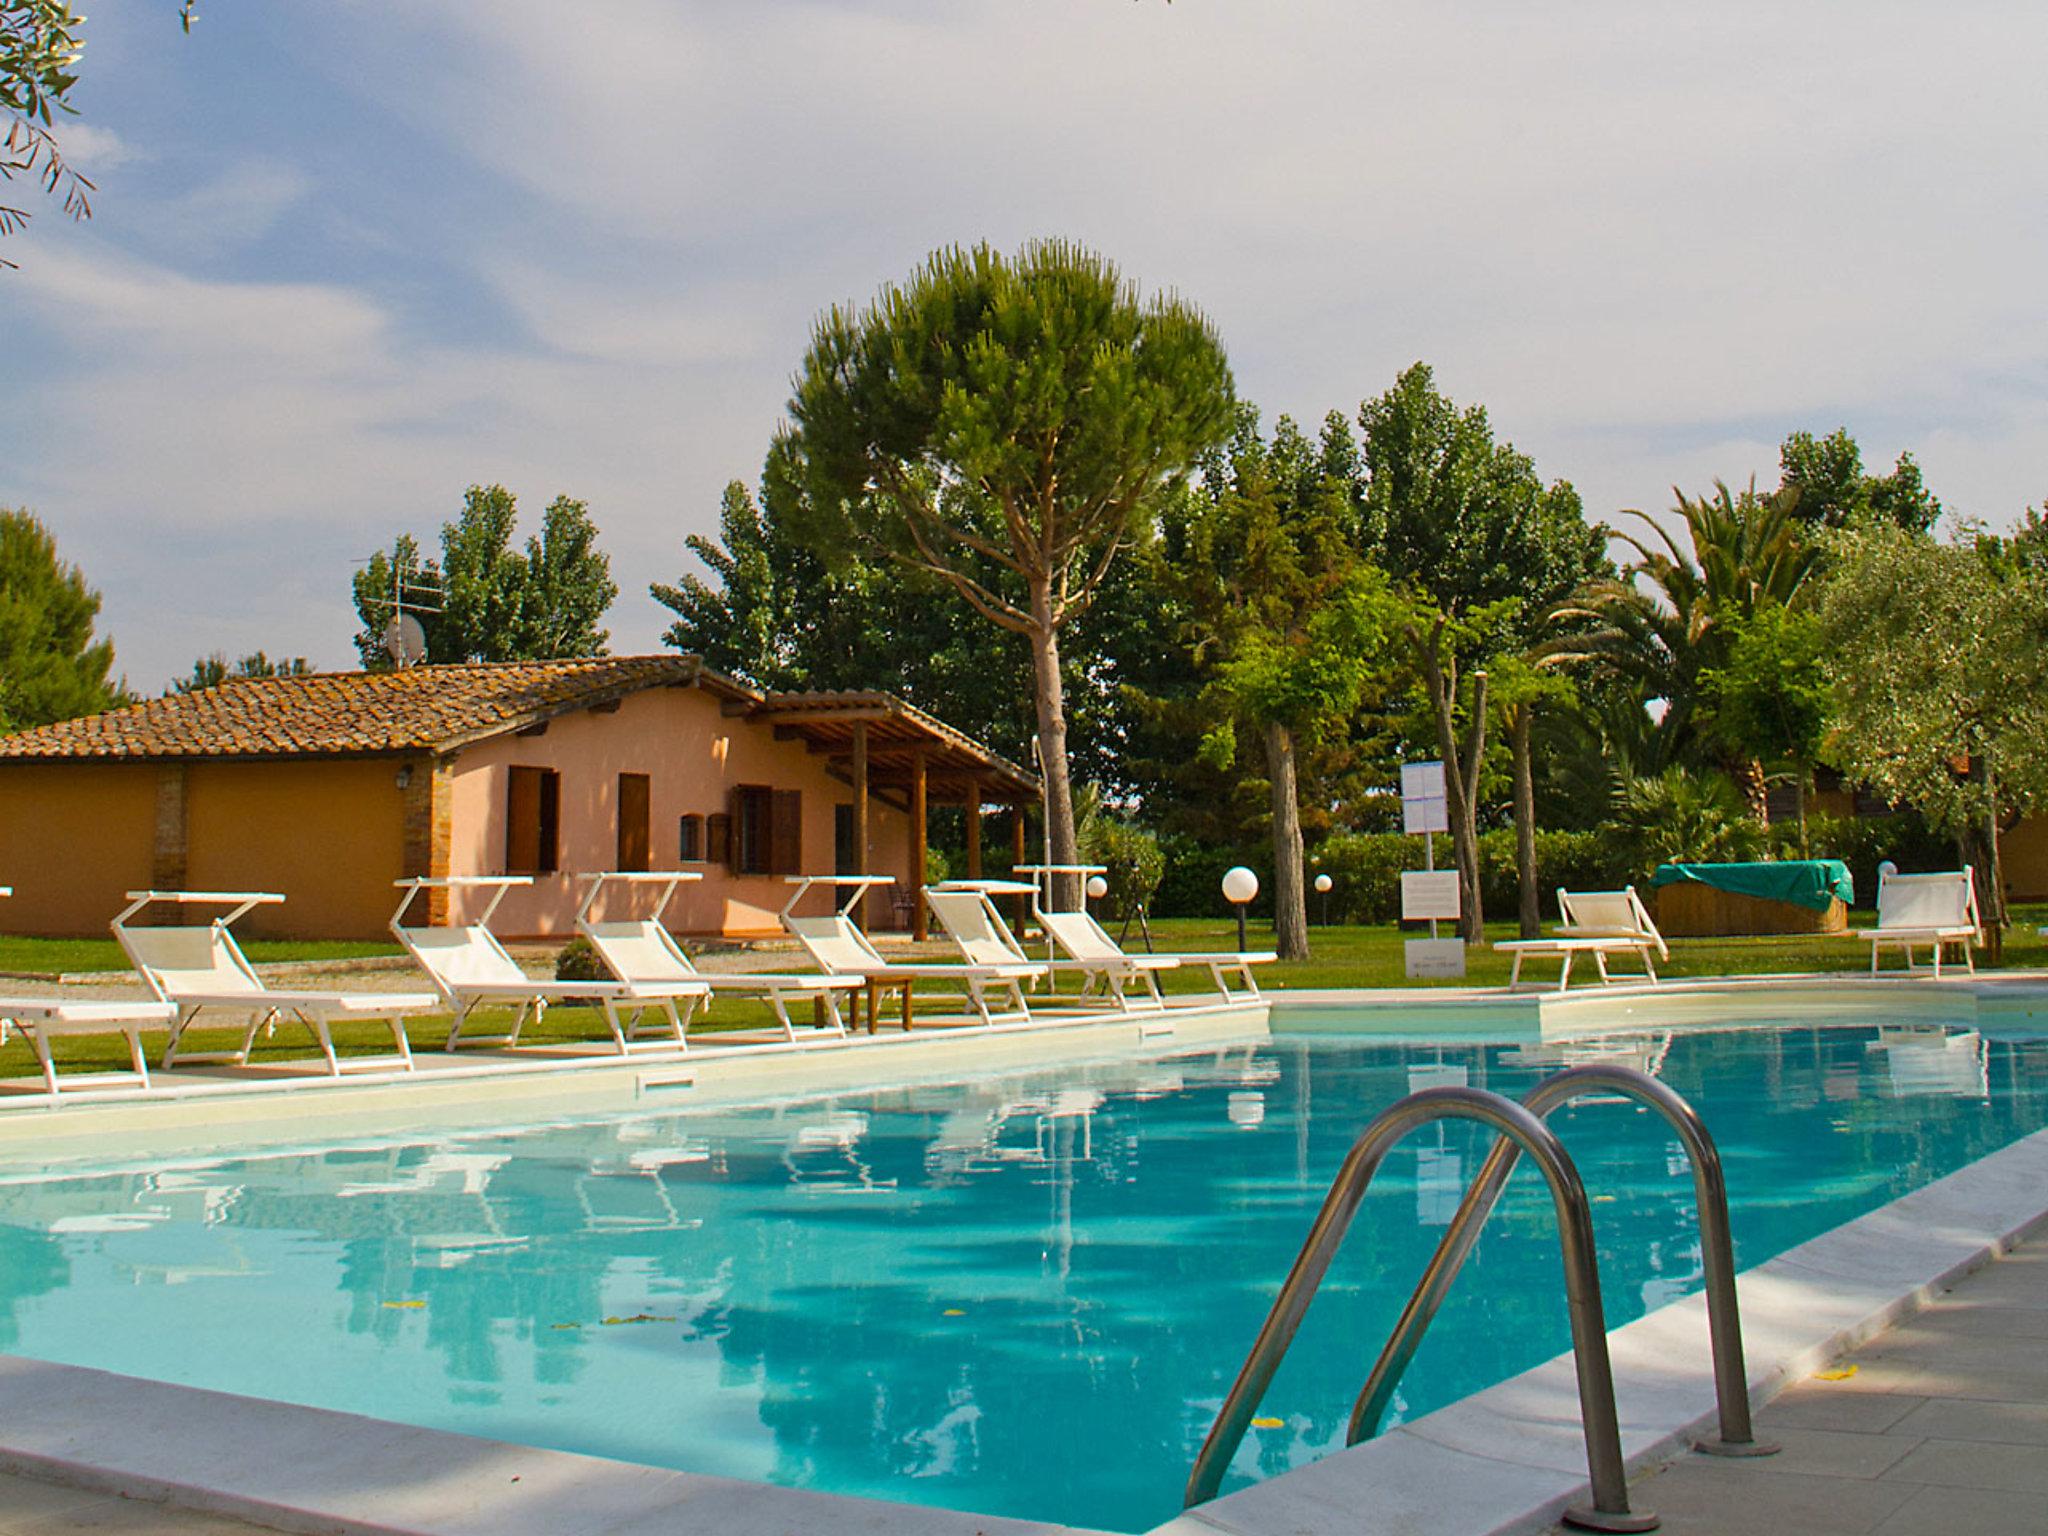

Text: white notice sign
xmin=1400 ymin=869 xmax=1463 ymax=922
xmin=1400 ymin=761 xmax=1449 ymax=835
xmin=1404 ymin=938 xmax=1467 ymax=980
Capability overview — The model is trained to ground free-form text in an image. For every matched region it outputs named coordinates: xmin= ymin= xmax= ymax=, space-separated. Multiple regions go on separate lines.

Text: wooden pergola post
xmin=1011 ymin=801 xmax=1030 ymax=930
xmin=964 ymin=776 xmax=982 ymax=881
xmin=909 ymin=747 xmax=928 ymax=941
xmin=851 ymin=719 xmax=869 ymax=929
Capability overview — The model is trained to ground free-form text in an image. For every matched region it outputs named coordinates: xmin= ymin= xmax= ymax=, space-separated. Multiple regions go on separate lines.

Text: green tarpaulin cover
xmin=1649 ymin=859 xmax=1854 ymax=912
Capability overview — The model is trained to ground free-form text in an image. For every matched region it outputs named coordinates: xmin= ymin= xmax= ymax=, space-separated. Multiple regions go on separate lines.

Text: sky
xmin=5 ymin=0 xmax=2046 ymax=692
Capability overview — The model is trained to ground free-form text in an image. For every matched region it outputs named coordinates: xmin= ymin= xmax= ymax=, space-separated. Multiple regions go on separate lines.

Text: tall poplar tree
xmin=1356 ymin=364 xmax=1603 ymax=942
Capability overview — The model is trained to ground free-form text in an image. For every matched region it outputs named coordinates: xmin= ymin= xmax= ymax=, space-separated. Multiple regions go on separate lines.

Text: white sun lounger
xmin=0 ymin=884 xmax=178 ymax=1100
xmin=1013 ymin=863 xmax=1274 ymax=1004
xmin=1493 ymin=886 xmax=1668 ymax=993
xmin=576 ymin=871 xmax=857 ymax=1042
xmin=394 ymin=877 xmax=697 ymax=1054
xmin=114 ymin=891 xmax=430 ymax=1075
xmin=779 ymin=876 xmax=1039 ymax=1028
xmin=1859 ymin=867 xmax=1981 ymax=978
xmin=0 ymin=998 xmax=178 ymax=1101
xmin=1038 ymin=908 xmax=1278 ymax=1005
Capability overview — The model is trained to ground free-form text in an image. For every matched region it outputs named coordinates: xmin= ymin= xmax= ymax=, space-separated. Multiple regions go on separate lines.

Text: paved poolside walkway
xmin=0 ymin=1471 xmax=278 ymax=1533
xmin=1580 ymin=1229 xmax=2048 ymax=1536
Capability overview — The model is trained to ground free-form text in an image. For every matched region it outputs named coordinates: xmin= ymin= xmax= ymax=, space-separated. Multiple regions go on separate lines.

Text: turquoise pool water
xmin=3 ymin=1018 xmax=2048 ymax=1532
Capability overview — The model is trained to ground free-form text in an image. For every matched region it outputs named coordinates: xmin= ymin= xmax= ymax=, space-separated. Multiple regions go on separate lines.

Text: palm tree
xmin=1549 ymin=480 xmax=1814 ymax=810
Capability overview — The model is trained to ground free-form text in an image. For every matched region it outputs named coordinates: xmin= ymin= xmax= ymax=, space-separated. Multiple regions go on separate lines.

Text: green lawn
xmin=2 ymin=908 xmax=2042 ymax=1084
xmin=0 ymin=936 xmax=402 ymax=978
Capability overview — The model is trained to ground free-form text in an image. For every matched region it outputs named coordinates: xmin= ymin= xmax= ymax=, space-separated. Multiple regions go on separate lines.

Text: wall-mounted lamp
xmin=395 ymin=764 xmax=413 ymax=790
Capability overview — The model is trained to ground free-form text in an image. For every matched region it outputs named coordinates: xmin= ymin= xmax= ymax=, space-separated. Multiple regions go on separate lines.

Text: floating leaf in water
xmin=1250 ymin=1416 xmax=1284 ymax=1429
xmin=381 ymin=1300 xmax=425 ymax=1310
xmin=551 ymin=1323 xmax=581 ymax=1331
xmin=601 ymin=1313 xmax=677 ymax=1326
xmin=942 ymin=1309 xmax=966 ymax=1317
xmin=1812 ymin=1364 xmax=1859 ymax=1381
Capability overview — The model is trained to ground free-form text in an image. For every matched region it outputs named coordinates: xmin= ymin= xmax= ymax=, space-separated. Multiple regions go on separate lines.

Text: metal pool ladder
xmin=1183 ymin=1066 xmax=1776 ymax=1533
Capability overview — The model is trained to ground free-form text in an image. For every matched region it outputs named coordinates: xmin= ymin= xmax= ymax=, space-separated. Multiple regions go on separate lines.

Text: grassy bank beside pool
xmin=1 ymin=907 xmax=2043 ymax=1084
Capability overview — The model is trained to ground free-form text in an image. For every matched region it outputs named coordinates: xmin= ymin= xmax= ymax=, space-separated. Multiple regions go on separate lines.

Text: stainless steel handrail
xmin=1347 ymin=1064 xmax=1777 ymax=1460
xmin=1183 ymin=1085 xmax=1655 ymax=1533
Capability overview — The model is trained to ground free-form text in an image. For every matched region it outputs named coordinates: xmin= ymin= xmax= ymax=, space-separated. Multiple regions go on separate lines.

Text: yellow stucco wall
xmin=0 ymin=763 xmax=157 ymax=937
xmin=184 ymin=759 xmax=409 ymax=938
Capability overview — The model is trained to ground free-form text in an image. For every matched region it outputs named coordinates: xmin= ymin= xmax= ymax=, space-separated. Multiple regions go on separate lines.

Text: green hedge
xmin=1306 ymin=829 xmax=1628 ymax=924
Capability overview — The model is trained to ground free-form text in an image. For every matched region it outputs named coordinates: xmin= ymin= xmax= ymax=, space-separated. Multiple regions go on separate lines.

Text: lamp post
xmin=1086 ymin=874 xmax=1109 ymax=902
xmin=1314 ymin=872 xmax=1333 ymax=927
xmin=1222 ymin=866 xmax=1259 ymax=952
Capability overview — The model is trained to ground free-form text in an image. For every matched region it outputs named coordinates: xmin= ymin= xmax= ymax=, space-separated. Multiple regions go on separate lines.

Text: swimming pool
xmin=2 ymin=1014 xmax=2046 ymax=1533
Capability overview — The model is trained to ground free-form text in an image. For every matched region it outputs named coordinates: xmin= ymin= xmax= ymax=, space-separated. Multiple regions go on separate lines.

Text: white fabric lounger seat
xmin=1858 ymin=867 xmax=1982 ymax=979
xmin=0 ymin=999 xmax=177 ymax=1099
xmin=1035 ymin=908 xmax=1273 ymax=1007
xmin=780 ymin=881 xmax=1040 ymax=1029
xmin=395 ymin=877 xmax=696 ymax=1055
xmin=114 ymin=891 xmax=429 ymax=1076
xmin=576 ymin=872 xmax=859 ymax=1043
xmin=1494 ymin=886 xmax=1668 ymax=993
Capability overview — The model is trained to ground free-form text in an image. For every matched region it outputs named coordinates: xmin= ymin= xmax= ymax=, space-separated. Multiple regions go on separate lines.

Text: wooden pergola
xmin=728 ymin=691 xmax=1040 ymax=939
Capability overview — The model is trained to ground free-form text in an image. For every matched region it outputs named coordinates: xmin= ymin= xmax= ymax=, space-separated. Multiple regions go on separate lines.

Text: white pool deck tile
xmin=1566 ymin=1239 xmax=2048 ymax=1536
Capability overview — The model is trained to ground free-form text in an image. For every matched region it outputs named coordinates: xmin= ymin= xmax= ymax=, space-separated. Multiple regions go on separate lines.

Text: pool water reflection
xmin=2 ymin=1019 xmax=2046 ymax=1532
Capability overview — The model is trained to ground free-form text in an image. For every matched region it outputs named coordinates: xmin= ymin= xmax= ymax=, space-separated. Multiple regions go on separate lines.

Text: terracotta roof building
xmin=0 ymin=656 xmax=1036 ymax=941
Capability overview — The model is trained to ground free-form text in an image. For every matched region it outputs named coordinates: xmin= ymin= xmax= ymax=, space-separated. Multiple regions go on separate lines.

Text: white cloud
xmin=54 ymin=122 xmax=146 ymax=172
xmin=10 ymin=0 xmax=2048 ymax=688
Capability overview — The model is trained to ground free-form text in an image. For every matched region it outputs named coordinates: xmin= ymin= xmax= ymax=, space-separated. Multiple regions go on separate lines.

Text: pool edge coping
xmin=1148 ymin=1117 xmax=2048 ymax=1536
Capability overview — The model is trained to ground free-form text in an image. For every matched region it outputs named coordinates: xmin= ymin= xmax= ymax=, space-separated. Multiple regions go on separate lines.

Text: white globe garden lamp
xmin=1314 ymin=872 xmax=1333 ymax=927
xmin=1086 ymin=875 xmax=1109 ymax=901
xmin=1223 ymin=866 xmax=1259 ymax=950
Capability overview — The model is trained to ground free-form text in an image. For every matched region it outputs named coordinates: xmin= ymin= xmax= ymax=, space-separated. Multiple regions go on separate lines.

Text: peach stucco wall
xmin=183 ymin=759 xmax=409 ymax=938
xmin=0 ymin=763 xmax=157 ymax=937
xmin=443 ymin=684 xmax=910 ymax=937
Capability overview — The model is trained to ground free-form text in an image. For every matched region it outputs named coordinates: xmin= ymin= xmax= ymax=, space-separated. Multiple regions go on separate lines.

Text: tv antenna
xmin=355 ymin=550 xmax=444 ymax=669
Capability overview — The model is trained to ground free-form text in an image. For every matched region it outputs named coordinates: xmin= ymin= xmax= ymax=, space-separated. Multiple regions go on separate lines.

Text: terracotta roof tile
xmin=0 ymin=656 xmax=737 ymax=761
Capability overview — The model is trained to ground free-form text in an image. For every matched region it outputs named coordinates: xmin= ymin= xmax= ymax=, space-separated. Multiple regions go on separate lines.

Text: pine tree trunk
xmin=1265 ymin=720 xmax=1309 ymax=961
xmin=1512 ymin=703 xmax=1540 ymax=940
xmin=1026 ymin=592 xmax=1080 ymax=912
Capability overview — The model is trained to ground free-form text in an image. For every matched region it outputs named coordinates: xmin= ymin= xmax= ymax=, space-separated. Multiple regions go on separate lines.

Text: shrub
xmin=1080 ymin=814 xmax=1166 ymax=923
xmin=1153 ymin=835 xmax=1268 ymax=918
xmin=554 ymin=934 xmax=607 ymax=982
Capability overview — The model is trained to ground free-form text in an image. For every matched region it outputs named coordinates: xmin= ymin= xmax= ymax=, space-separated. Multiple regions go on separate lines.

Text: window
xmin=834 ymin=804 xmax=856 ymax=874
xmin=733 ymin=784 xmax=774 ymax=875
xmin=505 ymin=766 xmax=560 ymax=874
xmin=678 ymin=813 xmax=705 ymax=862
xmin=617 ymin=773 xmax=651 ymax=871
xmin=727 ymin=784 xmax=802 ymax=876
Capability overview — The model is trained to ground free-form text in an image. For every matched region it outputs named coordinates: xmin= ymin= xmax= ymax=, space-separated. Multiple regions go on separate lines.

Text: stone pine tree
xmin=1356 ymin=364 xmax=1603 ymax=942
xmin=780 ymin=240 xmax=1235 ymax=899
xmin=0 ymin=506 xmax=124 ymax=729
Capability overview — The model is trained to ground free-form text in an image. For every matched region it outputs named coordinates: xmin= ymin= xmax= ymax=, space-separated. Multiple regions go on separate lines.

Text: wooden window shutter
xmin=710 ymin=786 xmax=738 ymax=871
xmin=617 ymin=773 xmax=651 ymax=871
xmin=506 ymin=766 xmax=542 ymax=874
xmin=771 ymin=789 xmax=803 ymax=876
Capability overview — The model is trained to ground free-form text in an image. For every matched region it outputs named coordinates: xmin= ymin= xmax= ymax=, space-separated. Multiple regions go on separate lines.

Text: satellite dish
xmin=383 ymin=613 xmax=428 ymax=667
